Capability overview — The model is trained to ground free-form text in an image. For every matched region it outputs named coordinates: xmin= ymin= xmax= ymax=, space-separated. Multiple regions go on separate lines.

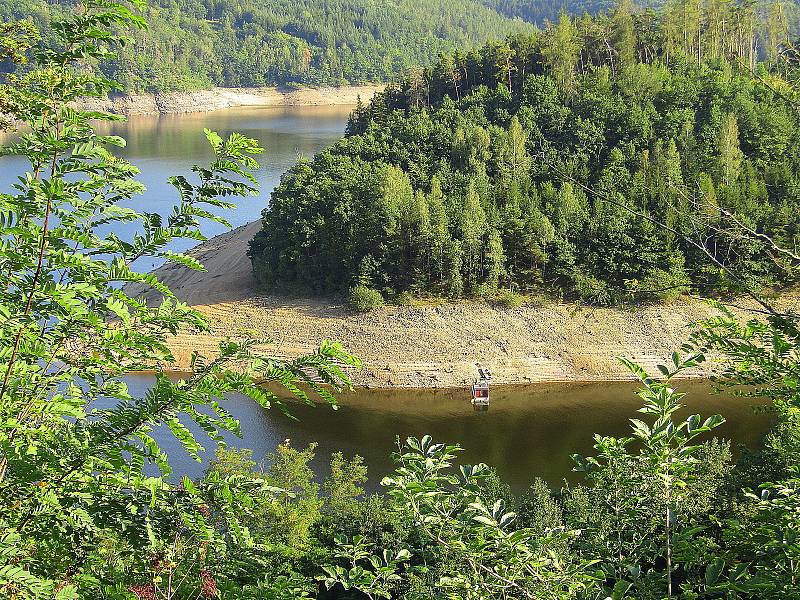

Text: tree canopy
xmin=250 ymin=0 xmax=800 ymax=305
xmin=0 ymin=0 xmax=540 ymax=91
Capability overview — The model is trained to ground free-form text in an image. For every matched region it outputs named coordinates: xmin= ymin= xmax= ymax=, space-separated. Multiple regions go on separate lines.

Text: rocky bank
xmin=77 ymin=85 xmax=385 ymax=116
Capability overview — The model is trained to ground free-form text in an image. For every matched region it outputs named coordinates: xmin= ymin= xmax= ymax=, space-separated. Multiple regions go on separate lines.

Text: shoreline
xmin=77 ymin=84 xmax=386 ymax=116
xmin=129 ymin=368 xmax=712 ymax=390
xmin=126 ymin=221 xmax=800 ymax=389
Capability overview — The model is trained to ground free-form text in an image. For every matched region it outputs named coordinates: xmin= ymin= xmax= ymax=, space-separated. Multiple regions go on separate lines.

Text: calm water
xmin=124 ymin=375 xmax=774 ymax=490
xmin=0 ymin=105 xmax=353 ymax=270
xmin=1 ymin=106 xmax=776 ymax=490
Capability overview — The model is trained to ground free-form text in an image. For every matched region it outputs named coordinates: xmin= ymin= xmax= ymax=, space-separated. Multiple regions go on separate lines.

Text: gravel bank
xmin=77 ymin=85 xmax=385 ymax=116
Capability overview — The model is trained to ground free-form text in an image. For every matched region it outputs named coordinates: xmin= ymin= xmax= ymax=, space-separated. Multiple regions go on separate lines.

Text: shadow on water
xmin=124 ymin=376 xmax=776 ymax=492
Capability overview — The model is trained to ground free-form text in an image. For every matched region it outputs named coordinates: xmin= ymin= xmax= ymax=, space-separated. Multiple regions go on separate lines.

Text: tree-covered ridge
xmin=250 ymin=0 xmax=800 ymax=305
xmin=3 ymin=0 xmax=796 ymax=92
xmin=0 ymin=0 xmax=539 ymax=92
xmin=485 ymin=0 xmax=615 ymax=25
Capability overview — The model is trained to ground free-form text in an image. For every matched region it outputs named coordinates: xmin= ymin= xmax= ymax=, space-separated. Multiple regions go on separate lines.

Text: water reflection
xmin=0 ymin=105 xmax=353 ymax=270
xmin=124 ymin=376 xmax=775 ymax=491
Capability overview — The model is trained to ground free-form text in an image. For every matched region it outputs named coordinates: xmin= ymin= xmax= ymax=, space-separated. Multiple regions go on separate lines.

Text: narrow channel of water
xmin=0 ymin=104 xmax=354 ymax=270
xmin=124 ymin=375 xmax=775 ymax=490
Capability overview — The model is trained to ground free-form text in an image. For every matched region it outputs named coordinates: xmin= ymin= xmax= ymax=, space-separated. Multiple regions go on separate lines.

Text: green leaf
xmin=705 ymin=558 xmax=725 ymax=586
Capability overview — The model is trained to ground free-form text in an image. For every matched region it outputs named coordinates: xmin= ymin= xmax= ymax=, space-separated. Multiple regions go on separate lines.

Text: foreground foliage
xmin=0 ymin=3 xmax=357 ymax=597
xmin=31 ymin=350 xmax=788 ymax=600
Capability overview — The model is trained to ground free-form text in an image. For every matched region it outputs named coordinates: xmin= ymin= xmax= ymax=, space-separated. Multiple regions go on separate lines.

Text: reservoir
xmin=0 ymin=104 xmax=355 ymax=270
xmin=124 ymin=374 xmax=774 ymax=490
xmin=1 ymin=105 xmax=775 ymax=489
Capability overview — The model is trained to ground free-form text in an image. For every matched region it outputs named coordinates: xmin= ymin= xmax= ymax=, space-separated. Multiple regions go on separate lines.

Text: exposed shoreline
xmin=127 ymin=221 xmax=800 ymax=389
xmin=77 ymin=85 xmax=386 ymax=116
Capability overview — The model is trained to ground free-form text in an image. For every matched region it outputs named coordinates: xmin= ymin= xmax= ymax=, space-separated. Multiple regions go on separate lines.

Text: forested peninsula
xmin=249 ymin=0 xmax=800 ymax=307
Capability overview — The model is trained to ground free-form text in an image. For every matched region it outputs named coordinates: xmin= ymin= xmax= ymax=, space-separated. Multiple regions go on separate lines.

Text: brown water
xmin=124 ymin=376 xmax=775 ymax=490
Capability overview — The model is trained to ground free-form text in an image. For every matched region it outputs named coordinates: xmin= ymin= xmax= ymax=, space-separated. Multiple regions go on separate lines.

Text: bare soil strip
xmin=77 ymin=85 xmax=385 ymax=116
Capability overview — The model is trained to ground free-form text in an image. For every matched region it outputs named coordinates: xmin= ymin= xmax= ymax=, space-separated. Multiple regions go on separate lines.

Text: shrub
xmin=636 ymin=267 xmax=691 ymax=302
xmin=349 ymin=285 xmax=384 ymax=312
xmin=493 ymin=290 xmax=525 ymax=309
xmin=394 ymin=290 xmax=415 ymax=306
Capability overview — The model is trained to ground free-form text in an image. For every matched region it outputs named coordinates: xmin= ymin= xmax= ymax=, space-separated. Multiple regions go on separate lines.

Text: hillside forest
xmin=3 ymin=1 xmax=796 ymax=93
xmin=250 ymin=0 xmax=800 ymax=306
xmin=0 ymin=0 xmax=546 ymax=91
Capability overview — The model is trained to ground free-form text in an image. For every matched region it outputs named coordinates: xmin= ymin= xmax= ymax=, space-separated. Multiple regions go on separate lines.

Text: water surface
xmin=0 ymin=105 xmax=353 ymax=270
xmin=124 ymin=376 xmax=775 ymax=490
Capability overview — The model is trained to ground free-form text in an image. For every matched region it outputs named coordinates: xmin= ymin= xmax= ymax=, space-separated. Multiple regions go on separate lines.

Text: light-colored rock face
xmin=75 ymin=85 xmax=386 ymax=116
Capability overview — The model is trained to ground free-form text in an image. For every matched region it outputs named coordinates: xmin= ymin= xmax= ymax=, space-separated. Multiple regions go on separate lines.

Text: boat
xmin=471 ymin=366 xmax=491 ymax=409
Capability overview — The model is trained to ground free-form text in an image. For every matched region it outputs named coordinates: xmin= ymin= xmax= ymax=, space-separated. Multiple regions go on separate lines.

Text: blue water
xmin=0 ymin=104 xmax=353 ymax=270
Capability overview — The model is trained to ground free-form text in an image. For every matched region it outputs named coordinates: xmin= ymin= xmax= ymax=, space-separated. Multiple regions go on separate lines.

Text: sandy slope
xmin=128 ymin=221 xmax=800 ymax=388
xmin=131 ymin=221 xmax=262 ymax=306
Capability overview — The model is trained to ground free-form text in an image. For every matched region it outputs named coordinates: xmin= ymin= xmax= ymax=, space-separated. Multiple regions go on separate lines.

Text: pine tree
xmin=489 ymin=41 xmax=515 ymax=93
xmin=611 ymin=0 xmax=637 ymax=72
xmin=651 ymin=138 xmax=685 ymax=247
xmin=717 ymin=113 xmax=744 ymax=187
xmin=460 ymin=180 xmax=487 ymax=294
xmin=432 ymin=53 xmax=461 ymax=101
xmin=428 ymin=177 xmax=452 ymax=289
xmin=541 ymin=12 xmax=580 ymax=97
xmin=506 ymin=116 xmax=530 ymax=182
xmin=703 ymin=0 xmax=732 ymax=61
xmin=765 ymin=0 xmax=789 ymax=62
xmin=380 ymin=165 xmax=415 ymax=283
xmin=484 ymin=226 xmax=506 ymax=290
xmin=346 ymin=95 xmax=368 ymax=136
xmin=404 ymin=190 xmax=432 ymax=287
xmin=444 ymin=238 xmax=465 ymax=298
xmin=554 ymin=181 xmax=584 ymax=234
xmin=662 ymin=0 xmax=701 ymax=62
xmin=501 ymin=192 xmax=528 ymax=283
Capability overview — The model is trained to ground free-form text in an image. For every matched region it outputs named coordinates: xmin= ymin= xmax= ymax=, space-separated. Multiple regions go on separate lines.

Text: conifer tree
xmin=404 ymin=190 xmax=433 ymax=285
xmin=611 ymin=0 xmax=637 ymax=72
xmin=717 ymin=112 xmax=744 ymax=188
xmin=765 ymin=0 xmax=789 ymax=62
xmin=428 ymin=177 xmax=452 ymax=289
xmin=506 ymin=116 xmax=531 ymax=182
xmin=460 ymin=181 xmax=487 ymax=293
xmin=541 ymin=12 xmax=580 ymax=97
xmin=484 ymin=227 xmax=506 ymax=290
xmin=444 ymin=238 xmax=465 ymax=297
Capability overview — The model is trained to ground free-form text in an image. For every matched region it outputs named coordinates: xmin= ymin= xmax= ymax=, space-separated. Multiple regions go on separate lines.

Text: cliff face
xmin=77 ymin=85 xmax=385 ymax=116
